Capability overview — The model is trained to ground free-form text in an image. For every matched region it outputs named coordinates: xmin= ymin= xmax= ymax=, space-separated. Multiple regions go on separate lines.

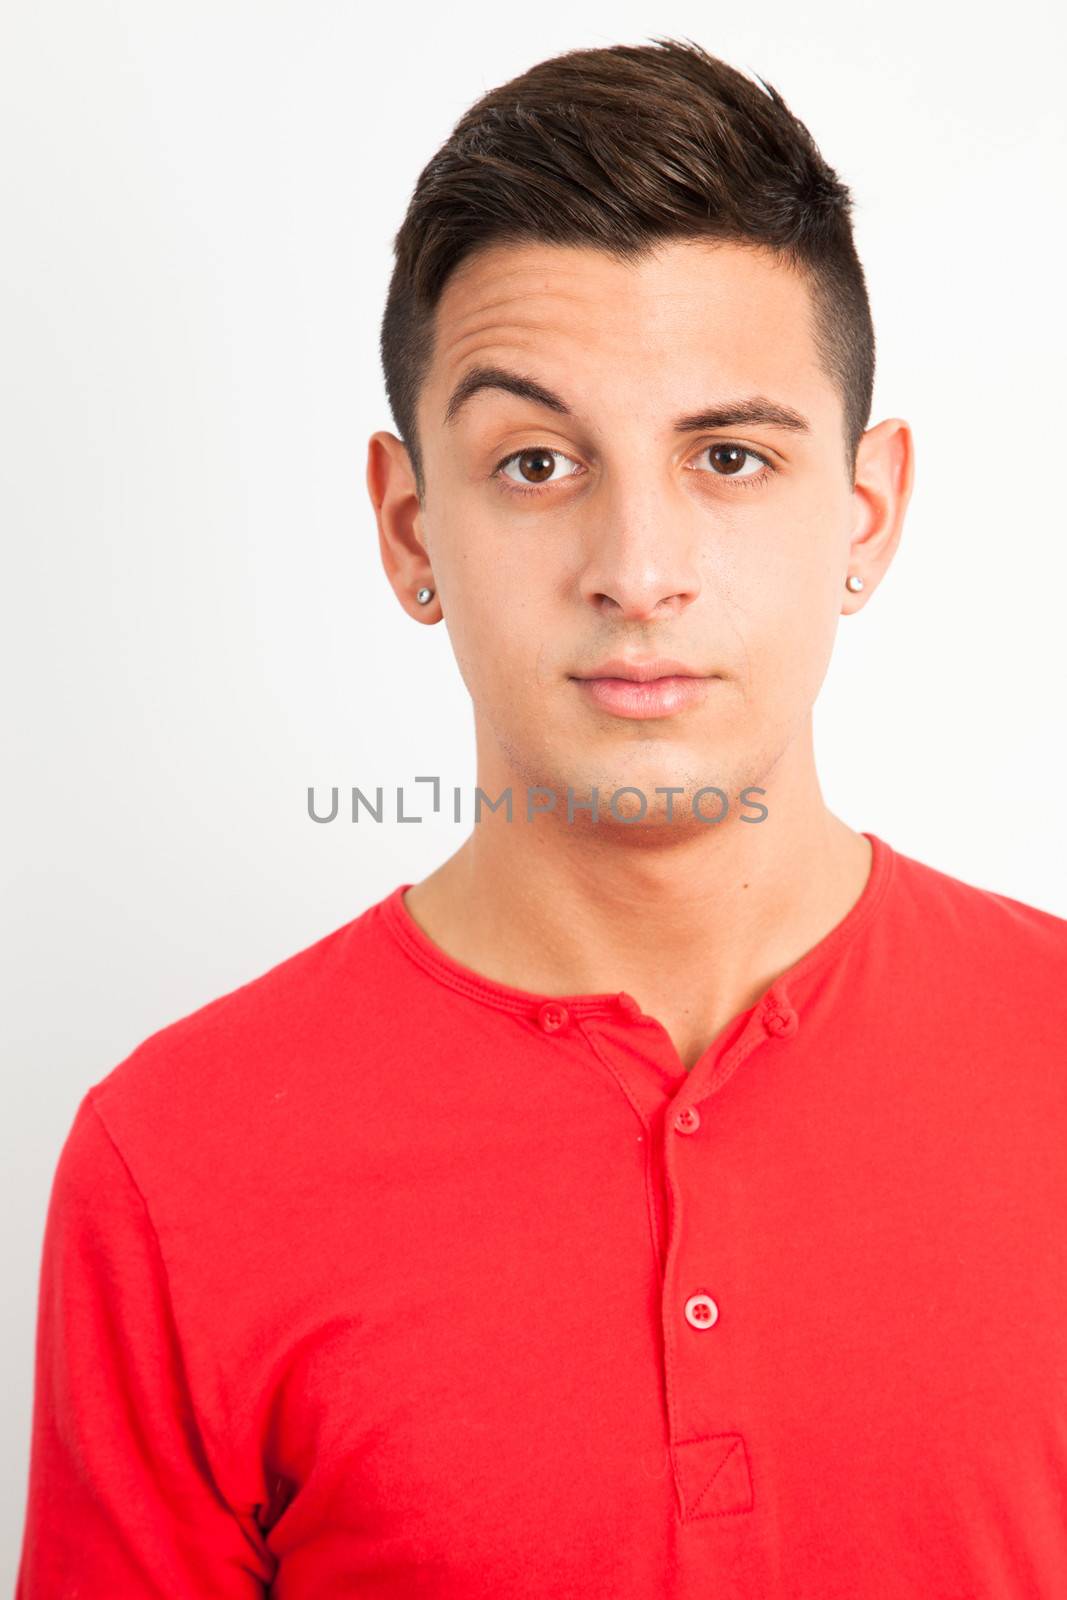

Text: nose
xmin=576 ymin=479 xmax=703 ymax=620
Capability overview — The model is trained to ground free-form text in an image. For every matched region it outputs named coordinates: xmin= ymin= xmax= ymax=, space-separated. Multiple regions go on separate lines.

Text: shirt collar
xmin=378 ymin=831 xmax=895 ymax=1027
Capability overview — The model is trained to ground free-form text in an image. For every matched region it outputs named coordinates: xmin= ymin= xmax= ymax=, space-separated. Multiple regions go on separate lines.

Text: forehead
xmin=421 ymin=238 xmax=832 ymax=429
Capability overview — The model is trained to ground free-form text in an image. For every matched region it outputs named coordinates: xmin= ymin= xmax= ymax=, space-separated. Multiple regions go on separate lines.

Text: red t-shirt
xmin=16 ymin=832 xmax=1067 ymax=1597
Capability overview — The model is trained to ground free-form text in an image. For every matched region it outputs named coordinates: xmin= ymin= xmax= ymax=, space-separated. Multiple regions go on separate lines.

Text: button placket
xmin=659 ymin=996 xmax=801 ymax=1524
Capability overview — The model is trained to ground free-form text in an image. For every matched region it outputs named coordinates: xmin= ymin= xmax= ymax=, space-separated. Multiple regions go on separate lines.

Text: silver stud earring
xmin=415 ymin=586 xmax=435 ymax=605
xmin=846 ymin=574 xmax=864 ymax=593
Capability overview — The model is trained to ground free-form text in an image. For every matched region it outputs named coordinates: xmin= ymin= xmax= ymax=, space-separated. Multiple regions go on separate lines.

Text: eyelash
xmin=491 ymin=443 xmax=775 ymax=497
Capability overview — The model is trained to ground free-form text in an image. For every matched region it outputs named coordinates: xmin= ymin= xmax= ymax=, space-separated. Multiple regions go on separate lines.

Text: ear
xmin=365 ymin=431 xmax=440 ymax=620
xmin=842 ymin=417 xmax=915 ymax=612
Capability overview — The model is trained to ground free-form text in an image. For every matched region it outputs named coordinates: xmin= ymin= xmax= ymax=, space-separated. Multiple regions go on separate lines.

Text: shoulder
xmin=884 ymin=838 xmax=1067 ymax=993
xmin=86 ymin=889 xmax=408 ymax=1149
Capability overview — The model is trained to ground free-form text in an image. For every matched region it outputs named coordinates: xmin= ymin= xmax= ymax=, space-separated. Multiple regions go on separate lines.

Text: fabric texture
xmin=16 ymin=832 xmax=1067 ymax=1597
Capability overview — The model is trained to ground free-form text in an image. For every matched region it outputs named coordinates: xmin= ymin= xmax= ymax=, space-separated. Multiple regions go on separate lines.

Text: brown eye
xmin=497 ymin=447 xmax=582 ymax=491
xmin=515 ymin=449 xmax=555 ymax=483
xmin=710 ymin=445 xmax=746 ymax=475
xmin=691 ymin=443 xmax=767 ymax=482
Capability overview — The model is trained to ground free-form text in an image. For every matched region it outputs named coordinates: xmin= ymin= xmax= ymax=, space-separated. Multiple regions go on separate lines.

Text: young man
xmin=17 ymin=37 xmax=1067 ymax=1599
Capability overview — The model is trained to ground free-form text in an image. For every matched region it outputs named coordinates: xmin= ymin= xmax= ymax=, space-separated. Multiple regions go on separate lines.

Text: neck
xmin=402 ymin=722 xmax=873 ymax=1070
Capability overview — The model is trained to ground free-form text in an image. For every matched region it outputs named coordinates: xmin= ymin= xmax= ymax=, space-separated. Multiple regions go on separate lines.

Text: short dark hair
xmin=380 ymin=36 xmax=875 ymax=500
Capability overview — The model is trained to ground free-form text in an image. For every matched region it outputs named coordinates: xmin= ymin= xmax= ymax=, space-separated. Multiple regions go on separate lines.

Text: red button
xmin=616 ymin=991 xmax=642 ymax=1018
xmin=762 ymin=1003 xmax=798 ymax=1038
xmin=537 ymin=1001 xmax=569 ymax=1032
xmin=673 ymin=1105 xmax=701 ymax=1134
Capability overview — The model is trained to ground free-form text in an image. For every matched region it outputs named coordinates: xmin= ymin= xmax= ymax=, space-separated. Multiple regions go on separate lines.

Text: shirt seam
xmin=576 ymin=1017 xmax=667 ymax=1274
xmin=378 ymin=893 xmax=624 ymax=1018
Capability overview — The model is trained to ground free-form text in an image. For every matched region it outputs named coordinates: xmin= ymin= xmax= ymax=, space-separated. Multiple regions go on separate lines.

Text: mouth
xmin=568 ymin=658 xmax=721 ymax=720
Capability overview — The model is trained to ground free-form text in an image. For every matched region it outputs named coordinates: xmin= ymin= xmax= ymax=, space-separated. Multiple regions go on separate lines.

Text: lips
xmin=572 ymin=657 xmax=709 ymax=684
xmin=569 ymin=659 xmax=720 ymax=720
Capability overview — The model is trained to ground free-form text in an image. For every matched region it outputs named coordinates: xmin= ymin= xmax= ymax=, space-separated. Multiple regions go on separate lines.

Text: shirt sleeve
xmin=16 ymin=1091 xmax=275 ymax=1597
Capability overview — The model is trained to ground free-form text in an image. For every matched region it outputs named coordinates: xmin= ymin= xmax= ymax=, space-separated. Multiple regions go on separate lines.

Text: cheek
xmin=725 ymin=522 xmax=844 ymax=700
xmin=441 ymin=575 xmax=547 ymax=707
xmin=429 ymin=515 xmax=504 ymax=677
xmin=436 ymin=513 xmax=561 ymax=677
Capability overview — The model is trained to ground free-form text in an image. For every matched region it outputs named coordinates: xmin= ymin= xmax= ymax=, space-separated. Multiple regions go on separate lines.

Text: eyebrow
xmin=442 ymin=363 xmax=812 ymax=435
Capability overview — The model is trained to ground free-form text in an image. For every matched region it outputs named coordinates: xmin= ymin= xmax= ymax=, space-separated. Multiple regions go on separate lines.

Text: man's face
xmin=409 ymin=237 xmax=866 ymax=829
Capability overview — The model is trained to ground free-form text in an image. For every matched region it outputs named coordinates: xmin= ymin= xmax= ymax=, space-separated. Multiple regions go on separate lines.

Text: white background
xmin=2 ymin=0 xmax=1065 ymax=1580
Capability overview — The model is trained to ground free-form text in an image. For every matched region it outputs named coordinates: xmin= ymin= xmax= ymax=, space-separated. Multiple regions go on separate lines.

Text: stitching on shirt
xmin=574 ymin=1015 xmax=666 ymax=1278
xmin=685 ymin=835 xmax=895 ymax=1107
xmin=772 ymin=831 xmax=896 ymax=995
xmin=381 ymin=907 xmax=533 ymax=1015
xmin=378 ymin=834 xmax=895 ymax=1026
xmin=676 ymin=1432 xmax=754 ymax=1519
xmin=574 ymin=1016 xmax=654 ymax=1134
xmin=687 ymin=1436 xmax=742 ymax=1518
xmin=379 ymin=895 xmax=622 ymax=1019
xmin=698 ymin=1029 xmax=769 ymax=1105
